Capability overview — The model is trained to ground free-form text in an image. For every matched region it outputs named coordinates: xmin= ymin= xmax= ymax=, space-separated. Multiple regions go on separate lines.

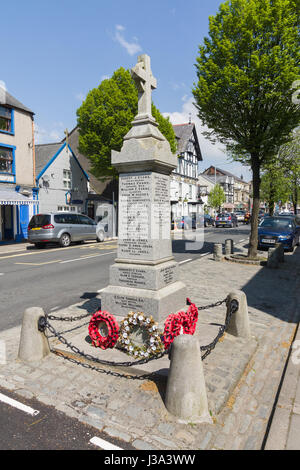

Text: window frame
xmin=0 ymin=143 xmax=16 ymax=182
xmin=63 ymin=169 xmax=72 ymax=189
xmin=0 ymin=106 xmax=14 ymax=135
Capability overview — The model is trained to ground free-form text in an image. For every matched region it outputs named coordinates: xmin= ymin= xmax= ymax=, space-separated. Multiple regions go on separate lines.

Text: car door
xmin=77 ymin=214 xmax=97 ymax=240
xmin=64 ymin=213 xmax=80 ymax=241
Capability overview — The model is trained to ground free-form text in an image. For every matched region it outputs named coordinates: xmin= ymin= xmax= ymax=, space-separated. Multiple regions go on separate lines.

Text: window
xmin=63 ymin=169 xmax=72 ymax=189
xmin=78 ymin=214 xmax=94 ymax=225
xmin=0 ymin=146 xmax=13 ymax=173
xmin=54 ymin=213 xmax=78 ymax=224
xmin=0 ymin=106 xmax=13 ymax=134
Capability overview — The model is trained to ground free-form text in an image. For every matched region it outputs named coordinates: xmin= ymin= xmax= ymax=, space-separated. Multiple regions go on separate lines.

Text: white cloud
xmin=75 ymin=92 xmax=85 ymax=102
xmin=0 ymin=80 xmax=7 ymax=91
xmin=114 ymin=24 xmax=142 ymax=56
xmin=34 ymin=122 xmax=65 ymax=144
xmin=164 ymin=97 xmax=252 ymax=181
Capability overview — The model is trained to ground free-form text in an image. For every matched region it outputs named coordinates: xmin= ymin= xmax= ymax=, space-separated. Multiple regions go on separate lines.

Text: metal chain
xmin=197 ymin=298 xmax=227 ymax=311
xmin=43 ymin=317 xmax=168 ymax=368
xmin=200 ymin=299 xmax=239 ymax=360
xmin=37 ymin=297 xmax=238 ymax=379
xmin=47 ymin=312 xmax=93 ymax=322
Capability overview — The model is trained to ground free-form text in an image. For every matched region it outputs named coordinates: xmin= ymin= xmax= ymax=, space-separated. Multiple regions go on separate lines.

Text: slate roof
xmin=61 ymin=126 xmax=117 ymax=199
xmin=203 ymin=166 xmax=247 ymax=184
xmin=0 ymin=88 xmax=34 ymax=115
xmin=172 ymin=123 xmax=202 ymax=160
xmin=35 ymin=143 xmax=63 ymax=179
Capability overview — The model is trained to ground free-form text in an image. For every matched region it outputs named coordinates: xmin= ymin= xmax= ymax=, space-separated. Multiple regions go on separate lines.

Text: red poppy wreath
xmin=88 ymin=310 xmax=119 ymax=350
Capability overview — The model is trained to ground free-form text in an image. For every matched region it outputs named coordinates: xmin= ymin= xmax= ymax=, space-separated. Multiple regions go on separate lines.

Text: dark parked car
xmin=215 ymin=212 xmax=238 ymax=228
xmin=204 ymin=214 xmax=215 ymax=227
xmin=258 ymin=216 xmax=300 ymax=251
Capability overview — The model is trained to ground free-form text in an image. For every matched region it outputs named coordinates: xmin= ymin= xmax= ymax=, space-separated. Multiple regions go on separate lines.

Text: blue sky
xmin=1 ymin=0 xmax=252 ymax=180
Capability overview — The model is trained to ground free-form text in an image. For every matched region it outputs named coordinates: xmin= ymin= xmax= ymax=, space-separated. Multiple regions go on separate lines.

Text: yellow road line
xmin=15 ymin=260 xmax=62 ymax=266
xmin=0 ymin=241 xmax=117 ymax=261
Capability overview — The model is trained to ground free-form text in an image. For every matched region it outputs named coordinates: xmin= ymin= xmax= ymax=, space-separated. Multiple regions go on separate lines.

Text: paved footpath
xmin=0 ymin=243 xmax=299 ymax=450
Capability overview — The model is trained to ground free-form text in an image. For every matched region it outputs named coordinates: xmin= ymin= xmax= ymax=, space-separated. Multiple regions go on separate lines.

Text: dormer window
xmin=0 ymin=106 xmax=14 ymax=134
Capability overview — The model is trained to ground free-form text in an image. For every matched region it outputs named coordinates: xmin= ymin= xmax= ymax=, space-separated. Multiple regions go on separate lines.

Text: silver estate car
xmin=28 ymin=213 xmax=101 ymax=248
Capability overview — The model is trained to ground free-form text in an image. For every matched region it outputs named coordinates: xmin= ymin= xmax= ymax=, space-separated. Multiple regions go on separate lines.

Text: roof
xmin=35 ymin=142 xmax=89 ymax=181
xmin=172 ymin=123 xmax=202 ymax=160
xmin=0 ymin=88 xmax=34 ymax=115
xmin=61 ymin=126 xmax=117 ymax=199
xmin=35 ymin=143 xmax=62 ymax=177
xmin=203 ymin=166 xmax=248 ymax=184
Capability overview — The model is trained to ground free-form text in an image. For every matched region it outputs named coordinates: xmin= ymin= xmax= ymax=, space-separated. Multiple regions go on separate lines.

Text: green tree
xmin=76 ymin=67 xmax=177 ymax=180
xmin=260 ymin=166 xmax=290 ymax=214
xmin=208 ymin=184 xmax=226 ymax=211
xmin=278 ymin=128 xmax=300 ymax=214
xmin=192 ymin=0 xmax=300 ymax=257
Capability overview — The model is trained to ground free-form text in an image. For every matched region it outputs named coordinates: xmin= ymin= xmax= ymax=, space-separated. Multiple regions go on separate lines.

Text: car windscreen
xmin=259 ymin=218 xmax=294 ymax=229
xmin=28 ymin=215 xmax=51 ymax=228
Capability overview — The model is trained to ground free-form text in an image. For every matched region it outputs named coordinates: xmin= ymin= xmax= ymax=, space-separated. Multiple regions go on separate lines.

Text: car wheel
xmin=59 ymin=233 xmax=71 ymax=248
xmin=97 ymin=230 xmax=105 ymax=242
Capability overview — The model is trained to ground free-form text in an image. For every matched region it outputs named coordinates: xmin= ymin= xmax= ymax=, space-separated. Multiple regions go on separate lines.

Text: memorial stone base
xmin=101 ymin=262 xmax=186 ymax=323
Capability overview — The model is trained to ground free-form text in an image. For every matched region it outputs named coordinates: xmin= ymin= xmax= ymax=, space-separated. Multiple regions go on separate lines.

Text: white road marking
xmin=0 ymin=273 xmax=3 ymax=275
xmin=50 ymin=306 xmax=61 ymax=311
xmin=200 ymin=252 xmax=210 ymax=257
xmin=89 ymin=436 xmax=123 ymax=450
xmin=60 ymin=251 xmax=116 ymax=264
xmin=179 ymin=258 xmax=192 ymax=265
xmin=0 ymin=392 xmax=39 ymax=416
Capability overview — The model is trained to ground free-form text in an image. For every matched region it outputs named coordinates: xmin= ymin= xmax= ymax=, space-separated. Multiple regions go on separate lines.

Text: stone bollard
xmin=18 ymin=307 xmax=50 ymax=363
xmin=165 ymin=334 xmax=211 ymax=423
xmin=275 ymin=243 xmax=284 ymax=263
xmin=267 ymin=247 xmax=279 ymax=269
xmin=213 ymin=243 xmax=223 ymax=261
xmin=225 ymin=291 xmax=251 ymax=339
xmin=225 ymin=239 xmax=234 ymax=256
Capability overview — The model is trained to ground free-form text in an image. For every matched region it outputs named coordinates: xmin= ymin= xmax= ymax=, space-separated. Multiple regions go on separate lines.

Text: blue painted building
xmin=0 ymin=87 xmax=37 ymax=242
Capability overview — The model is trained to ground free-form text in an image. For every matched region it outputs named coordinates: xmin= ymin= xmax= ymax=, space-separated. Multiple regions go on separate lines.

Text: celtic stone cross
xmin=131 ymin=54 xmax=157 ymax=119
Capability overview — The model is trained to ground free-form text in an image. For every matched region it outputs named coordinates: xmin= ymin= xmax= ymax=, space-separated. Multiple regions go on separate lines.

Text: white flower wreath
xmin=118 ymin=311 xmax=164 ymax=359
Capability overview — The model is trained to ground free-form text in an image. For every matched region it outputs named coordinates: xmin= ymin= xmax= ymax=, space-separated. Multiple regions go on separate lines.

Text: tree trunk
xmin=248 ymin=156 xmax=260 ymax=258
xmin=269 ymin=176 xmax=276 ymax=216
xmin=292 ymin=178 xmax=298 ymax=215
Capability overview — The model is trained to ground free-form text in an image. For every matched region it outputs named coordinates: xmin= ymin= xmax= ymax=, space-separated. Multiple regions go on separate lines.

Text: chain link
xmin=200 ymin=299 xmax=239 ymax=360
xmin=47 ymin=312 xmax=92 ymax=322
xmin=38 ymin=296 xmax=238 ymax=379
xmin=197 ymin=298 xmax=227 ymax=311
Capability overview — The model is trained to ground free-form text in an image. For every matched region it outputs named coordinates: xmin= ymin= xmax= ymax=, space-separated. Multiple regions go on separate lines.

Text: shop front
xmin=0 ymin=190 xmax=37 ymax=242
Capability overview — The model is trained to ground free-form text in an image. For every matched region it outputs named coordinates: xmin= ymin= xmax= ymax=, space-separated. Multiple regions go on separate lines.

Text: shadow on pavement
xmin=241 ymin=246 xmax=300 ymax=323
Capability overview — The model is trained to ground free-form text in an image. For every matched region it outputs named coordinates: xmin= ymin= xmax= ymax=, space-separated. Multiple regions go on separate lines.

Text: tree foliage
xmin=76 ymin=68 xmax=177 ymax=180
xmin=192 ymin=0 xmax=300 ymax=256
xmin=208 ymin=184 xmax=226 ymax=210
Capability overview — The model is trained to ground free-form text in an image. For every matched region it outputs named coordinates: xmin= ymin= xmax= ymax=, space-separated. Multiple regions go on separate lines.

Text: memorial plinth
xmin=101 ymin=54 xmax=186 ymax=322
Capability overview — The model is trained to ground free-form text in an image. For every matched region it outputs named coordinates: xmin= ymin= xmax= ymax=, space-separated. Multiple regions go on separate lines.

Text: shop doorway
xmin=1 ymin=205 xmax=14 ymax=240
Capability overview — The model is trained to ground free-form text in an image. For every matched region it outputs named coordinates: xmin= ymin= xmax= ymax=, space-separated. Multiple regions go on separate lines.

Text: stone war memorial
xmin=101 ymin=54 xmax=186 ymax=324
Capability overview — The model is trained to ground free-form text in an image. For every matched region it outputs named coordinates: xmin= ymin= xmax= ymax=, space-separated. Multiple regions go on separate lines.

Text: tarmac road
xmin=0 ymin=386 xmax=134 ymax=451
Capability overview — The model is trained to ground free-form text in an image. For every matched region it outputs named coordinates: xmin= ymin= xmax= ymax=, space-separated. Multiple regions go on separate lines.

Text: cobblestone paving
xmin=0 ymin=244 xmax=299 ymax=450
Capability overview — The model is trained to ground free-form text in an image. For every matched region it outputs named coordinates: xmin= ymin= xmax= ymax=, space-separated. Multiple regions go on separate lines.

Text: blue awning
xmin=0 ymin=190 xmax=37 ymax=205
